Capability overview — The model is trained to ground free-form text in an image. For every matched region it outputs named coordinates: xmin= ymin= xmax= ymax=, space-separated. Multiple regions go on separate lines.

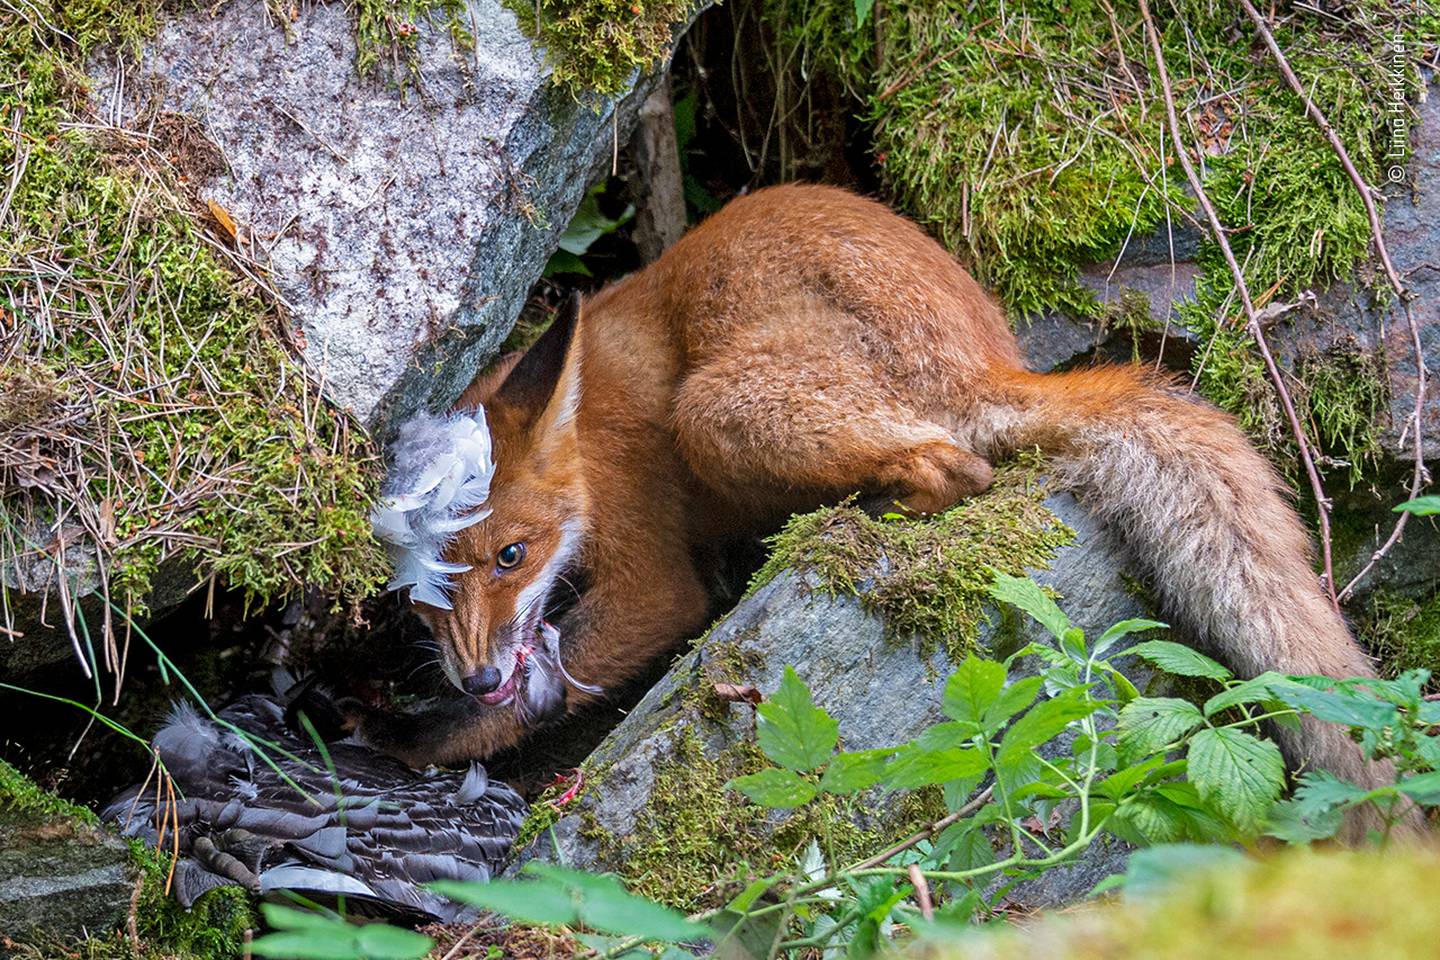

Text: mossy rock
xmin=529 ymin=470 xmax=1161 ymax=914
xmin=0 ymin=761 xmax=253 ymax=959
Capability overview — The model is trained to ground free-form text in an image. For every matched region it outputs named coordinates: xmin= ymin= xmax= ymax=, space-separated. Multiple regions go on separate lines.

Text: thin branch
xmin=846 ymin=785 xmax=995 ymax=872
xmin=1138 ymin=0 xmax=1340 ymax=609
xmin=1237 ymin=0 xmax=1433 ymax=599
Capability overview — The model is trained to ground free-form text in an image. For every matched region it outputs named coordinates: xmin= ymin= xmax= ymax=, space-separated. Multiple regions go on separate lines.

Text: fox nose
xmin=462 ymin=667 xmax=503 ymax=697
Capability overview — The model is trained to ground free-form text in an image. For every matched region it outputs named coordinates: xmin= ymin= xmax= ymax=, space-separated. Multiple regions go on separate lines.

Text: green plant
xmin=249 ymin=904 xmax=433 ymax=960
xmin=544 ymin=183 xmax=635 ymax=277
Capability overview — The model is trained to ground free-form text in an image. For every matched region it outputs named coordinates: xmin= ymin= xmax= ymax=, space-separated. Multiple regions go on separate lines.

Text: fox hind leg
xmin=672 ymin=351 xmax=992 ymax=517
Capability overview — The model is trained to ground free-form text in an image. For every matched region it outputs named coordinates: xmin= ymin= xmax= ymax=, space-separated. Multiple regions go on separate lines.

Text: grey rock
xmin=538 ymin=492 xmax=1150 ymax=913
xmin=0 ymin=805 xmax=136 ymax=950
xmin=89 ymin=0 xmax=701 ymax=431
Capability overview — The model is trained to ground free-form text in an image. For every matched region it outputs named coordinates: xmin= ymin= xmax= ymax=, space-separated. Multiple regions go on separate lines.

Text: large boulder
xmin=88 ymin=0 xmax=701 ymax=431
xmin=529 ymin=471 xmax=1150 ymax=914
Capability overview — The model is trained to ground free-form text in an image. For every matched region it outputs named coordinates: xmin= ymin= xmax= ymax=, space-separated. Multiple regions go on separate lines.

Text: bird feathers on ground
xmin=104 ymin=694 xmax=527 ymax=923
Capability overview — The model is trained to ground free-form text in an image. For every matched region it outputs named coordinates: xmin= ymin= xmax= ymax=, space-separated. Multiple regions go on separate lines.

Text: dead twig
xmin=1139 ymin=0 xmax=1340 ymax=610
xmin=847 ymin=786 xmax=995 ymax=872
xmin=1237 ymin=0 xmax=1432 ymax=600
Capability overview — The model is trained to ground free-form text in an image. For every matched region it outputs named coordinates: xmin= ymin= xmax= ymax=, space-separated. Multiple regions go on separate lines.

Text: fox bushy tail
xmin=974 ymin=365 xmax=1378 ymax=787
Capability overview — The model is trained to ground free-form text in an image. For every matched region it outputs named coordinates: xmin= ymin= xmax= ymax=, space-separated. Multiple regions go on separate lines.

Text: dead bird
xmin=102 ymin=692 xmax=527 ymax=924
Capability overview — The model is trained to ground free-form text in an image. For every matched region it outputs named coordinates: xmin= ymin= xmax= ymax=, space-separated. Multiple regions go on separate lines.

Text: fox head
xmin=408 ymin=295 xmax=596 ymax=724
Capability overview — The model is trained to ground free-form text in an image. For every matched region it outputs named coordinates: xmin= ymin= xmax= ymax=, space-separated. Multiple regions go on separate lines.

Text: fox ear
xmin=493 ymin=293 xmax=583 ymax=437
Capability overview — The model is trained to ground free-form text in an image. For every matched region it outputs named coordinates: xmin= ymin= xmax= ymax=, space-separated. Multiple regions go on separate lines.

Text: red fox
xmin=361 ymin=184 xmax=1383 ymax=795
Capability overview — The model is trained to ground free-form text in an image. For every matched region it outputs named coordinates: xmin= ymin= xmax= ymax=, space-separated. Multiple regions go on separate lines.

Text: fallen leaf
xmin=206 ymin=198 xmax=238 ymax=241
xmin=713 ymin=682 xmax=763 ymax=706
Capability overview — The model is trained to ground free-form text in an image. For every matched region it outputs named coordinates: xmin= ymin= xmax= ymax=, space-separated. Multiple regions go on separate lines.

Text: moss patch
xmin=0 ymin=759 xmax=254 ymax=959
xmin=509 ymin=0 xmax=701 ymax=97
xmin=748 ymin=452 xmax=1074 ymax=661
xmin=0 ymin=3 xmax=387 ymax=613
xmin=768 ymin=0 xmax=1432 ymax=483
xmin=1364 ymin=589 xmax=1440 ymax=687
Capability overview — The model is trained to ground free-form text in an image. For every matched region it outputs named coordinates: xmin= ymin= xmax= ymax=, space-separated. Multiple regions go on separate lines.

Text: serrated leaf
xmin=727 ymin=767 xmax=817 ymax=808
xmin=1271 ymin=685 xmax=1399 ymax=729
xmin=982 ymin=676 xmax=1043 ymax=732
xmin=1110 ymin=792 xmax=1187 ymax=845
xmin=1094 ymin=618 xmax=1168 ymax=657
xmin=1097 ymin=756 xmax=1168 ymax=800
xmin=989 ymin=571 xmax=1071 ymax=642
xmin=1122 ymin=640 xmax=1231 ymax=681
xmin=756 ymin=666 xmax=838 ymax=772
xmin=996 ymin=685 xmax=1099 ymax=768
xmin=1187 ymin=728 xmax=1285 ymax=834
xmin=943 ymin=657 xmax=1007 ymax=725
xmin=1265 ymin=798 xmax=1345 ymax=843
xmin=885 ymin=744 xmax=988 ymax=790
xmin=1116 ymin=697 xmax=1205 ymax=760
xmin=819 ymin=748 xmax=893 ymax=794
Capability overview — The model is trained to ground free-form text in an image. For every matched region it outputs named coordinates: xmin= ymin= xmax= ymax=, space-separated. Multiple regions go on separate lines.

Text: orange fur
xmin=360 ymin=185 xmax=1404 ymax=832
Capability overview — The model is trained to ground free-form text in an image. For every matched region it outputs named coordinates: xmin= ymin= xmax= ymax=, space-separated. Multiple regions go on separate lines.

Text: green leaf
xmin=943 ymin=657 xmax=1007 ymax=725
xmin=1394 ymin=495 xmax=1440 ymax=516
xmin=756 ymin=666 xmax=838 ymax=772
xmin=988 ymin=571 xmax=1071 ymax=642
xmin=430 ymin=878 xmax=579 ymax=926
xmin=1093 ymin=618 xmax=1168 ymax=657
xmin=819 ymin=748 xmax=893 ymax=794
xmin=996 ymin=686 xmax=1099 ymax=768
xmin=854 ymin=0 xmax=876 ymax=27
xmin=260 ymin=904 xmax=340 ymax=931
xmin=727 ymin=767 xmax=818 ymax=808
xmin=1202 ymin=672 xmax=1299 ymax=718
xmin=1110 ymin=792 xmax=1187 ymax=845
xmin=525 ymin=864 xmax=712 ymax=941
xmin=1265 ymin=797 xmax=1345 ymax=843
xmin=1116 ymin=697 xmax=1205 ymax=759
xmin=1097 ymin=756 xmax=1168 ymax=801
xmin=726 ymin=876 xmax=779 ymax=914
xmin=885 ymin=744 xmax=988 ymax=790
xmin=1271 ymin=685 xmax=1399 ymax=729
xmin=1122 ymin=640 xmax=1230 ymax=681
xmin=1398 ymin=770 xmax=1440 ymax=804
xmin=354 ymin=925 xmax=436 ymax=960
xmin=249 ymin=932 xmax=363 ymax=960
xmin=1187 ymin=728 xmax=1285 ymax=834
xmin=982 ymin=676 xmax=1043 ymax=732
xmin=1121 ymin=844 xmax=1247 ymax=898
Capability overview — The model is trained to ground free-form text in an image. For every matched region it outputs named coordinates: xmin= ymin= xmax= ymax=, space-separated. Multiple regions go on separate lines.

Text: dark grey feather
xmin=103 ymin=694 xmax=528 ymax=923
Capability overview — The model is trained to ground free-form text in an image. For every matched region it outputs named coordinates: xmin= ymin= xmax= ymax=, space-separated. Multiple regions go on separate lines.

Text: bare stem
xmin=1236 ymin=0 xmax=1433 ymax=600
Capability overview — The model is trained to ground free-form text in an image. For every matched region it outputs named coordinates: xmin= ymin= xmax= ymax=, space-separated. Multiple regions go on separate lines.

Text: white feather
xmin=370 ymin=409 xmax=496 ymax=610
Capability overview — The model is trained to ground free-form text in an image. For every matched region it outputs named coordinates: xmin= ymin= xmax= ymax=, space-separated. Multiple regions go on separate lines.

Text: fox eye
xmin=496 ymin=542 xmax=526 ymax=570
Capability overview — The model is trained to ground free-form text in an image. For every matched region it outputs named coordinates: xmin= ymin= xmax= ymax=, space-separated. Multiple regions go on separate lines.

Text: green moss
xmin=509 ymin=0 xmax=701 ymax=97
xmin=0 ymin=760 xmax=254 ymax=959
xmin=349 ymin=0 xmax=473 ymax=83
xmin=748 ymin=452 xmax=1074 ymax=661
xmin=1 ymin=5 xmax=387 ymax=612
xmin=1364 ymin=589 xmax=1440 ymax=685
xmin=771 ymin=0 xmax=1431 ymax=483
